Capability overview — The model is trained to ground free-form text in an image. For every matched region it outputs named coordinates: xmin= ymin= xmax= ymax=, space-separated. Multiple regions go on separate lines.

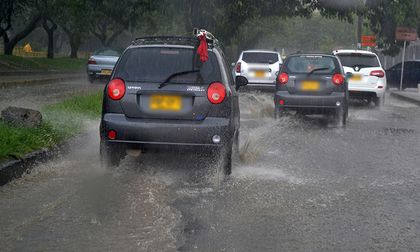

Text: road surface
xmin=1 ymin=79 xmax=420 ymax=251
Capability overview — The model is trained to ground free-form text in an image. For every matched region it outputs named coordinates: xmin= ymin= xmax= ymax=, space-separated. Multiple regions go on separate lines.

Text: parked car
xmin=234 ymin=50 xmax=283 ymax=91
xmin=87 ymin=48 xmax=121 ymax=83
xmin=100 ymin=32 xmax=240 ymax=175
xmin=333 ymin=49 xmax=386 ymax=106
xmin=274 ymin=53 xmax=348 ymax=125
xmin=386 ymin=60 xmax=420 ymax=89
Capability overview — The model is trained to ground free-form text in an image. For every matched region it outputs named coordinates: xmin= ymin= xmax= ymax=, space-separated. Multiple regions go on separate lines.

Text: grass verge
xmin=0 ymin=92 xmax=103 ymax=162
xmin=0 ymin=55 xmax=86 ymax=72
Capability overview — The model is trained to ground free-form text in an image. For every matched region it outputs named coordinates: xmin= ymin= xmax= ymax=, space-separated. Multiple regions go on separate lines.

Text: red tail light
xmin=88 ymin=58 xmax=96 ymax=65
xmin=332 ymin=73 xmax=344 ymax=86
xmin=235 ymin=62 xmax=241 ymax=73
xmin=107 ymin=78 xmax=126 ymax=100
xmin=107 ymin=130 xmax=117 ymax=140
xmin=278 ymin=72 xmax=289 ymax=85
xmin=370 ymin=70 xmax=385 ymax=78
xmin=207 ymin=82 xmax=226 ymax=104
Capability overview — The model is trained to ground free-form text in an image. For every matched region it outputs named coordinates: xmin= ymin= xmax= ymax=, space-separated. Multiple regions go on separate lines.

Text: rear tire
xmin=223 ymin=144 xmax=233 ymax=176
xmin=374 ymin=95 xmax=385 ymax=107
xmin=216 ymin=142 xmax=233 ymax=176
xmin=88 ymin=74 xmax=95 ymax=84
xmin=100 ymin=139 xmax=123 ymax=169
xmin=274 ymin=107 xmax=285 ymax=119
xmin=334 ymin=107 xmax=347 ymax=127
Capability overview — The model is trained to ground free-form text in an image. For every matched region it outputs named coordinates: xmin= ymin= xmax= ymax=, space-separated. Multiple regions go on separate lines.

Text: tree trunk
xmin=3 ymin=14 xmax=41 ymax=55
xmin=3 ymin=35 xmax=12 ymax=55
xmin=42 ymin=18 xmax=57 ymax=59
xmin=69 ymin=36 xmax=80 ymax=58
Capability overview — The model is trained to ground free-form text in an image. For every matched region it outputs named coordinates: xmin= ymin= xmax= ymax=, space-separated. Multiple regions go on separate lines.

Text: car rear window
xmin=94 ymin=49 xmax=121 ymax=56
xmin=114 ymin=47 xmax=221 ymax=84
xmin=242 ymin=52 xmax=279 ymax=64
xmin=336 ymin=54 xmax=380 ymax=68
xmin=284 ymin=55 xmax=339 ymax=74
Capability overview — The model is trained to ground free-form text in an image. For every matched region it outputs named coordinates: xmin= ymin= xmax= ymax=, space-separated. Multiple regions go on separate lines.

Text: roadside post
xmin=395 ymin=27 xmax=418 ymax=91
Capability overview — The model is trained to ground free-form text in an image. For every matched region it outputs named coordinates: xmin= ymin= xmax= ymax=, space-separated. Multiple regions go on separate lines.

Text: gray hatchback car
xmin=274 ymin=53 xmax=348 ymax=125
xmin=100 ymin=35 xmax=240 ymax=174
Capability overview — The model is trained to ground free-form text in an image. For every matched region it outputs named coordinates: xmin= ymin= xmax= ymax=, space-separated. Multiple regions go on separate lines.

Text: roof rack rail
xmin=131 ymin=29 xmax=219 ymax=48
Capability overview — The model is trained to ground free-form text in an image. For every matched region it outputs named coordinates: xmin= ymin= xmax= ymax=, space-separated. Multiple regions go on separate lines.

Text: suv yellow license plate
xmin=301 ymin=81 xmax=320 ymax=91
xmin=255 ymin=71 xmax=265 ymax=78
xmin=150 ymin=95 xmax=182 ymax=111
xmin=101 ymin=69 xmax=112 ymax=75
xmin=351 ymin=74 xmax=362 ymax=81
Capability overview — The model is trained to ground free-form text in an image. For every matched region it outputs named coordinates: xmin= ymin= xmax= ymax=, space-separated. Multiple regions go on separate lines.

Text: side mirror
xmin=231 ymin=62 xmax=236 ymax=67
xmin=235 ymin=76 xmax=248 ymax=90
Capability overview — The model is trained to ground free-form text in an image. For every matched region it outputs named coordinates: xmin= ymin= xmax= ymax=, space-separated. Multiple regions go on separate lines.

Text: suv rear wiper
xmin=307 ymin=67 xmax=329 ymax=75
xmin=158 ymin=70 xmax=200 ymax=89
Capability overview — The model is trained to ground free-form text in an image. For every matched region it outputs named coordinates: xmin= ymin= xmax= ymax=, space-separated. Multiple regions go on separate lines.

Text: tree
xmin=55 ymin=0 xmax=91 ymax=58
xmin=38 ymin=0 xmax=59 ymax=58
xmin=88 ymin=0 xmax=153 ymax=47
xmin=0 ymin=0 xmax=41 ymax=55
xmin=365 ymin=0 xmax=420 ymax=56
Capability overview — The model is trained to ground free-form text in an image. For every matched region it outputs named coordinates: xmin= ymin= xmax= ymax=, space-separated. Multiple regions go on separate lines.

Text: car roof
xmin=288 ymin=53 xmax=335 ymax=58
xmin=333 ymin=49 xmax=378 ymax=56
xmin=242 ymin=50 xmax=279 ymax=54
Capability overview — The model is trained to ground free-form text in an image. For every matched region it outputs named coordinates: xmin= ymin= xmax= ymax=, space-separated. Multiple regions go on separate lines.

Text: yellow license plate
xmin=301 ymin=81 xmax=320 ymax=91
xmin=351 ymin=74 xmax=362 ymax=81
xmin=101 ymin=69 xmax=112 ymax=75
xmin=149 ymin=95 xmax=182 ymax=111
xmin=255 ymin=71 xmax=266 ymax=78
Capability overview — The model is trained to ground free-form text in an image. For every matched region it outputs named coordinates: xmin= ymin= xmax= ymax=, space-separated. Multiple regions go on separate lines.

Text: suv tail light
xmin=207 ymin=82 xmax=226 ymax=104
xmin=235 ymin=62 xmax=241 ymax=73
xmin=107 ymin=78 xmax=126 ymax=100
xmin=277 ymin=72 xmax=289 ymax=85
xmin=88 ymin=58 xmax=96 ymax=65
xmin=370 ymin=70 xmax=385 ymax=78
xmin=332 ymin=73 xmax=344 ymax=86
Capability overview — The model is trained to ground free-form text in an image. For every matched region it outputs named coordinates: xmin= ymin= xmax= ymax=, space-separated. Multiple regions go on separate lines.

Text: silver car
xmin=234 ymin=50 xmax=283 ymax=90
xmin=87 ymin=48 xmax=121 ymax=83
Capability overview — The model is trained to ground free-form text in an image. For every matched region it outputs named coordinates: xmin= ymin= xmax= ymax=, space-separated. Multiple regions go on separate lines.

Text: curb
xmin=0 ymin=74 xmax=85 ymax=88
xmin=0 ymin=147 xmax=59 ymax=186
xmin=390 ymin=92 xmax=420 ymax=106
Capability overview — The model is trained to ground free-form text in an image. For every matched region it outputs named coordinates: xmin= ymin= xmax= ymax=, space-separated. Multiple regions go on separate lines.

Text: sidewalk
xmin=390 ymin=88 xmax=420 ymax=106
xmin=0 ymin=72 xmax=85 ymax=87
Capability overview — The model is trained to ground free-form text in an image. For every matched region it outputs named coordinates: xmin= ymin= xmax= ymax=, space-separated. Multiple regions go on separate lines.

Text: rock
xmin=1 ymin=106 xmax=42 ymax=128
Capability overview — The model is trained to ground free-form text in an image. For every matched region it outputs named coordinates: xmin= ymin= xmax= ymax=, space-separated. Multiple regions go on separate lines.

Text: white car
xmin=333 ymin=49 xmax=387 ymax=106
xmin=234 ymin=50 xmax=283 ymax=90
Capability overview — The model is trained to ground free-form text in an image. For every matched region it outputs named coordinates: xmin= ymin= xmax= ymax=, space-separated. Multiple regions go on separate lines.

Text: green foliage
xmin=0 ymin=92 xmax=103 ymax=162
xmin=365 ymin=0 xmax=420 ymax=56
xmin=0 ymin=55 xmax=85 ymax=71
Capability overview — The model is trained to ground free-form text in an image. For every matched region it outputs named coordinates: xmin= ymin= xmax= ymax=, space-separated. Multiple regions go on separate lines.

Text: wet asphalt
xmin=1 ymin=79 xmax=420 ymax=251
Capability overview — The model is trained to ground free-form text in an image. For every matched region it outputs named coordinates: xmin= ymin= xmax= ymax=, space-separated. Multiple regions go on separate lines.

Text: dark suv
xmin=274 ymin=54 xmax=348 ymax=125
xmin=99 ymin=34 xmax=240 ymax=174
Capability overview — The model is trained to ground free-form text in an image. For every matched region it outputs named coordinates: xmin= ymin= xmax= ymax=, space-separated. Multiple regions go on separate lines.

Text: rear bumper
xmin=87 ymin=64 xmax=115 ymax=76
xmin=274 ymin=91 xmax=346 ymax=109
xmin=100 ymin=113 xmax=233 ymax=147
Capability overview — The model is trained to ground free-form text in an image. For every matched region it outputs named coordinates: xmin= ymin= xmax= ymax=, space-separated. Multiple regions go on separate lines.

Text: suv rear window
xmin=114 ymin=47 xmax=221 ymax=84
xmin=336 ymin=54 xmax=380 ymax=68
xmin=284 ymin=55 xmax=339 ymax=74
xmin=242 ymin=52 xmax=279 ymax=64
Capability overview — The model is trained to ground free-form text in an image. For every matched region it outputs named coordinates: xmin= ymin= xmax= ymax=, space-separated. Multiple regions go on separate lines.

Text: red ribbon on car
xmin=197 ymin=33 xmax=208 ymax=63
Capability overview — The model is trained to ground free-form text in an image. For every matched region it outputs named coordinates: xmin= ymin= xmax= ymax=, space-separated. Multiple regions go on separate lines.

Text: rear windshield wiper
xmin=158 ymin=70 xmax=200 ymax=89
xmin=307 ymin=67 xmax=329 ymax=75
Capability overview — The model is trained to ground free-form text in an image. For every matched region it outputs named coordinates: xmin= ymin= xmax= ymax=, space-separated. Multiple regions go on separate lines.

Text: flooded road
xmin=1 ymin=83 xmax=420 ymax=251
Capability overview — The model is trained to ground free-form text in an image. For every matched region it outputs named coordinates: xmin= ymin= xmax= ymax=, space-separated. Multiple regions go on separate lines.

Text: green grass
xmin=0 ymin=92 xmax=103 ymax=162
xmin=0 ymin=55 xmax=86 ymax=72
